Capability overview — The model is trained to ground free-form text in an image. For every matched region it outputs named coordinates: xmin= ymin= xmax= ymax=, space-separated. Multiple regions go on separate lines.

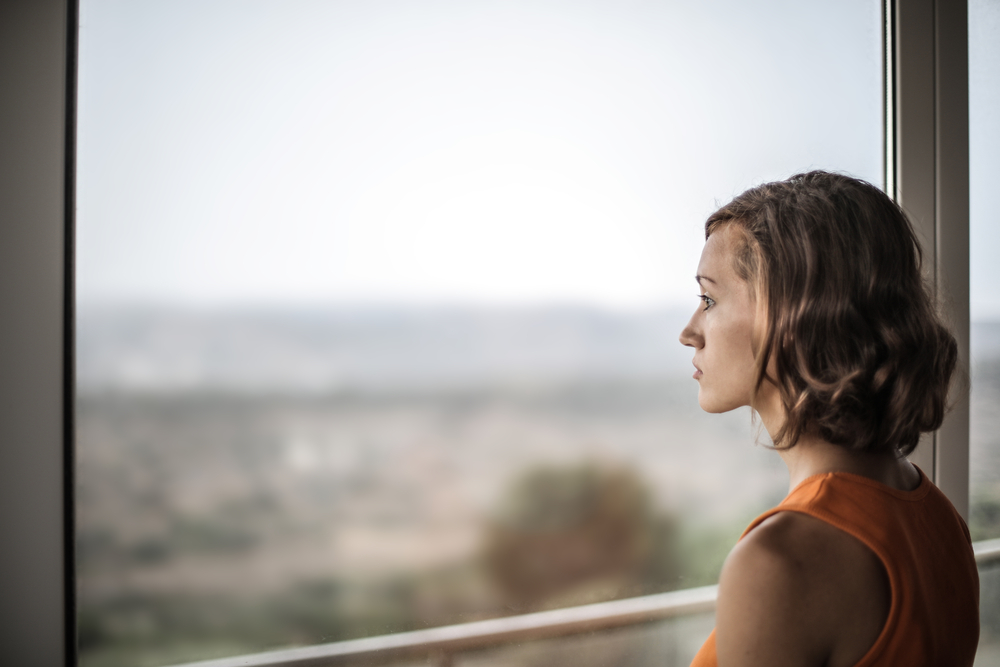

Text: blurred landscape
xmin=971 ymin=322 xmax=1000 ymax=542
xmin=75 ymin=307 xmax=1000 ymax=667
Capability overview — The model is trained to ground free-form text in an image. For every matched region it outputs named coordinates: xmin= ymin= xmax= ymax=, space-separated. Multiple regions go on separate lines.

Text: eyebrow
xmin=695 ymin=274 xmax=717 ymax=286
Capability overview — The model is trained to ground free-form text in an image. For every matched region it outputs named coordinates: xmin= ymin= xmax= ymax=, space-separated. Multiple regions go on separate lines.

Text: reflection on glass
xmin=970 ymin=0 xmax=1000 ymax=544
xmin=75 ymin=1 xmax=881 ymax=665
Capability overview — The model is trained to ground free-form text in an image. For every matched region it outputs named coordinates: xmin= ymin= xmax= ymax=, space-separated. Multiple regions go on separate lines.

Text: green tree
xmin=483 ymin=462 xmax=678 ymax=611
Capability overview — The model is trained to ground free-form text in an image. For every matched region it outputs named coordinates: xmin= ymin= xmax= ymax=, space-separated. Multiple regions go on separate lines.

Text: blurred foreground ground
xmin=75 ymin=308 xmax=1000 ymax=667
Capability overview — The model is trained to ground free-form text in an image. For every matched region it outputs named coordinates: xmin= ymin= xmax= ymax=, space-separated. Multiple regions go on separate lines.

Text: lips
xmin=692 ymin=362 xmax=703 ymax=380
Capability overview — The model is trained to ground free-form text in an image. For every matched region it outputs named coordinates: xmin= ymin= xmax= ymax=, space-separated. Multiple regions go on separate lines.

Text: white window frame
xmin=0 ymin=1 xmax=970 ymax=663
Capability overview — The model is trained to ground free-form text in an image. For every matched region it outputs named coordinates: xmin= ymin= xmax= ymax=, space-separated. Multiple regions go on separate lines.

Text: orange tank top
xmin=689 ymin=469 xmax=979 ymax=666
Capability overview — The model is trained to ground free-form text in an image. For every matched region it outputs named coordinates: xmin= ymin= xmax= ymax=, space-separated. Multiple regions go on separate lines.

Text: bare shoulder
xmin=715 ymin=512 xmax=889 ymax=667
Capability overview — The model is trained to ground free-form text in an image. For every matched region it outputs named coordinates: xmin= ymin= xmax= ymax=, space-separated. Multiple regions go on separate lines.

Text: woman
xmin=680 ymin=172 xmax=979 ymax=666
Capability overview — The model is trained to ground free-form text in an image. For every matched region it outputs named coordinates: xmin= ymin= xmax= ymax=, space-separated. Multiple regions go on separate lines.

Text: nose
xmin=679 ymin=309 xmax=703 ymax=349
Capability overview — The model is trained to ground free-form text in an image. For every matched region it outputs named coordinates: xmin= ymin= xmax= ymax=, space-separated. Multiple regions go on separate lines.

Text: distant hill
xmin=76 ymin=305 xmax=697 ymax=393
xmin=77 ymin=307 xmax=1000 ymax=394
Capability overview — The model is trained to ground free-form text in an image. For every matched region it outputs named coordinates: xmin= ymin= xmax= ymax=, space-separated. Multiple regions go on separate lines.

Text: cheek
xmin=711 ymin=320 xmax=755 ymax=369
xmin=726 ymin=332 xmax=758 ymax=392
xmin=699 ymin=322 xmax=757 ymax=411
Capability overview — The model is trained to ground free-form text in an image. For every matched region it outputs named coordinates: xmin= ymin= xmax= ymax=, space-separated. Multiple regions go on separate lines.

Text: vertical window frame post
xmin=0 ymin=1 xmax=77 ymax=665
xmin=888 ymin=0 xmax=970 ymax=517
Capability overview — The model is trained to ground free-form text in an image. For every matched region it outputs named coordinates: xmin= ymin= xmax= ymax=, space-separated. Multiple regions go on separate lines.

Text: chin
xmin=697 ymin=390 xmax=744 ymax=414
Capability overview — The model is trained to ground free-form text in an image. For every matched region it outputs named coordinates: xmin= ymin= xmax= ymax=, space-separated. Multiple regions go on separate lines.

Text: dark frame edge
xmin=884 ymin=0 xmax=897 ymax=197
xmin=63 ymin=0 xmax=79 ymax=664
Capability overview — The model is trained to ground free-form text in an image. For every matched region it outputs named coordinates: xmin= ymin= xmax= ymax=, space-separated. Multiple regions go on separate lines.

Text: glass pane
xmin=970 ymin=0 xmax=1000 ymax=544
xmin=75 ymin=1 xmax=882 ymax=665
xmin=977 ymin=559 xmax=1000 ymax=667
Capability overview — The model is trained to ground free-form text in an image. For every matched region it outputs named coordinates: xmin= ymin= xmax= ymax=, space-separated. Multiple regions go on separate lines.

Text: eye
xmin=698 ymin=294 xmax=716 ymax=311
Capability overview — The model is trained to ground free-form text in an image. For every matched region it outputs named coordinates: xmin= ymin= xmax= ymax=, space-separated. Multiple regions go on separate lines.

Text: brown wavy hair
xmin=706 ymin=171 xmax=957 ymax=456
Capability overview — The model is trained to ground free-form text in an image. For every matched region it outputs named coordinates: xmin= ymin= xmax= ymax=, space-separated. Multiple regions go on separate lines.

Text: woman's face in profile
xmin=679 ymin=226 xmax=758 ymax=414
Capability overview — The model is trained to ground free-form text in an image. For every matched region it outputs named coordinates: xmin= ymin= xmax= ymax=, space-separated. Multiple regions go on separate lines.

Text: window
xmin=74 ymin=2 xmax=883 ymax=665
xmin=969 ymin=0 xmax=1000 ymax=661
xmin=969 ymin=0 xmax=1000 ymax=545
xmin=9 ymin=2 xmax=990 ymax=666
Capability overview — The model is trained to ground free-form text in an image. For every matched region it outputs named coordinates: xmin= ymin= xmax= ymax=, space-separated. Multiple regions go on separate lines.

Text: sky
xmin=77 ymin=0 xmax=893 ymax=311
xmin=969 ymin=0 xmax=1000 ymax=322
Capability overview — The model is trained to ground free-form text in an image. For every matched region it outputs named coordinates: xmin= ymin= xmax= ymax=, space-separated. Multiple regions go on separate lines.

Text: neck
xmin=755 ymin=394 xmax=921 ymax=493
xmin=775 ymin=433 xmax=919 ymax=492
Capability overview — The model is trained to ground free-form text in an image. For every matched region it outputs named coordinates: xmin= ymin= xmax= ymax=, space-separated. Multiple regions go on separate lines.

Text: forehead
xmin=697 ymin=226 xmax=742 ymax=284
